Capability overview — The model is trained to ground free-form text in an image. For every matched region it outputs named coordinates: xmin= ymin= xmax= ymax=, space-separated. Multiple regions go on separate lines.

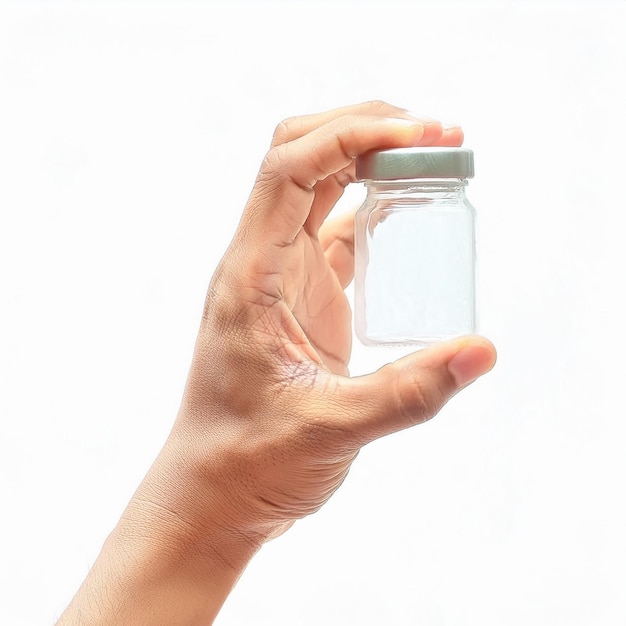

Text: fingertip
xmin=447 ymin=336 xmax=497 ymax=388
xmin=381 ymin=117 xmax=427 ymax=143
xmin=418 ymin=119 xmax=445 ymax=145
xmin=435 ymin=125 xmax=465 ymax=147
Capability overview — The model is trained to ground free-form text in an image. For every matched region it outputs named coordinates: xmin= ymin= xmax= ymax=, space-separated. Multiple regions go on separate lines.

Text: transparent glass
xmin=354 ymin=178 xmax=476 ymax=346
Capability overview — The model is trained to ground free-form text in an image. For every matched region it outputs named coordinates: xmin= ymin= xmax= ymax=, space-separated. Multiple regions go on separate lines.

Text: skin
xmin=56 ymin=101 xmax=497 ymax=625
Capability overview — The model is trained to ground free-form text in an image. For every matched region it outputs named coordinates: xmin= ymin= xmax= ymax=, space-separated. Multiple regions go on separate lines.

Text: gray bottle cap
xmin=356 ymin=147 xmax=474 ymax=181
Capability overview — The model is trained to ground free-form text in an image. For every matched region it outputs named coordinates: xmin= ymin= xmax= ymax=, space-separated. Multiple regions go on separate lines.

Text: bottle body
xmin=354 ymin=179 xmax=476 ymax=346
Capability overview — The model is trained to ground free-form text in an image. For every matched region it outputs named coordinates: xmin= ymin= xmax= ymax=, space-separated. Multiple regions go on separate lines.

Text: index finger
xmin=244 ymin=115 xmax=428 ymax=246
xmin=270 ymin=100 xmax=443 ymax=146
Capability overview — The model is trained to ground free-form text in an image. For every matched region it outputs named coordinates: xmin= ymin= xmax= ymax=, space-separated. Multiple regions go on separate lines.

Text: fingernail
xmin=383 ymin=118 xmax=426 ymax=140
xmin=448 ymin=343 xmax=496 ymax=388
xmin=442 ymin=122 xmax=462 ymax=131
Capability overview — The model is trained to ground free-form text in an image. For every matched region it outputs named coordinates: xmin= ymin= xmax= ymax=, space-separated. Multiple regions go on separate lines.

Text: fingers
xmin=245 ymin=101 xmax=465 ymax=247
xmin=299 ymin=122 xmax=463 ymax=241
xmin=434 ymin=125 xmax=465 ymax=146
xmin=245 ymin=115 xmax=430 ymax=246
xmin=332 ymin=336 xmax=497 ymax=446
xmin=271 ymin=101 xmax=464 ymax=150
xmin=319 ymin=210 xmax=355 ymax=289
xmin=270 ymin=100 xmax=441 ymax=147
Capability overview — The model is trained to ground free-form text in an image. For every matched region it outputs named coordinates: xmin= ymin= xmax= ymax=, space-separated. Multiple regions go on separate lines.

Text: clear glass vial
xmin=354 ymin=147 xmax=477 ymax=346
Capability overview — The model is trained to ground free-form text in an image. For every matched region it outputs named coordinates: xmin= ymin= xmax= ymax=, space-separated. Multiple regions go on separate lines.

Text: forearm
xmin=56 ymin=438 xmax=263 ymax=626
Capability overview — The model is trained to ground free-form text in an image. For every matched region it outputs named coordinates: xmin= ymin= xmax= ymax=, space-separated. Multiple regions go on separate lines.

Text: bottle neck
xmin=365 ymin=178 xmax=468 ymax=198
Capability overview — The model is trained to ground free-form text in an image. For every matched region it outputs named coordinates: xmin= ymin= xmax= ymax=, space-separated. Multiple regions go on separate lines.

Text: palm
xmin=284 ymin=229 xmax=352 ymax=375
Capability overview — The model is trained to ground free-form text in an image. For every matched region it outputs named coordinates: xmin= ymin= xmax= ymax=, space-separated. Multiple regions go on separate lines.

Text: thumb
xmin=337 ymin=336 xmax=497 ymax=446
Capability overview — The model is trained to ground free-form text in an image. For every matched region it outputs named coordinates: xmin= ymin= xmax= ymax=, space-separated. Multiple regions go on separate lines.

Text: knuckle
xmin=271 ymin=117 xmax=297 ymax=146
xmin=200 ymin=286 xmax=243 ymax=358
xmin=201 ymin=268 xmax=232 ymax=324
xmin=256 ymin=146 xmax=290 ymax=192
xmin=390 ymin=367 xmax=446 ymax=426
xmin=363 ymin=99 xmax=396 ymax=114
xmin=260 ymin=144 xmax=288 ymax=177
xmin=259 ymin=145 xmax=311 ymax=193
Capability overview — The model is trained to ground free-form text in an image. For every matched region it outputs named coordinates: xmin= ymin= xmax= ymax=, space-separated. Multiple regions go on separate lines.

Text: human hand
xmin=164 ymin=101 xmax=496 ymax=541
xmin=57 ymin=101 xmax=496 ymax=626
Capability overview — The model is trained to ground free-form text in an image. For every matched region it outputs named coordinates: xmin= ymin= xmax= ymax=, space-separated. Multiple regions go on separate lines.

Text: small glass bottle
xmin=354 ymin=147 xmax=477 ymax=346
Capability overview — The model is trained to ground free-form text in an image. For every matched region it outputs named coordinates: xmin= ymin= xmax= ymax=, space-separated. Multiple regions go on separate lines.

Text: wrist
xmin=58 ymin=436 xmax=264 ymax=626
xmin=123 ymin=433 xmax=267 ymax=573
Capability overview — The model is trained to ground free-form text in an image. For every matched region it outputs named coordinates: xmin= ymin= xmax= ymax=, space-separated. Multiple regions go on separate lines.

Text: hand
xmin=57 ymin=101 xmax=496 ymax=626
xmin=168 ymin=101 xmax=496 ymax=540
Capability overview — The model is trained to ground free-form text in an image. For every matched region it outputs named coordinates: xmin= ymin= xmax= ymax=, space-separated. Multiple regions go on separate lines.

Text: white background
xmin=1 ymin=1 xmax=625 ymax=624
